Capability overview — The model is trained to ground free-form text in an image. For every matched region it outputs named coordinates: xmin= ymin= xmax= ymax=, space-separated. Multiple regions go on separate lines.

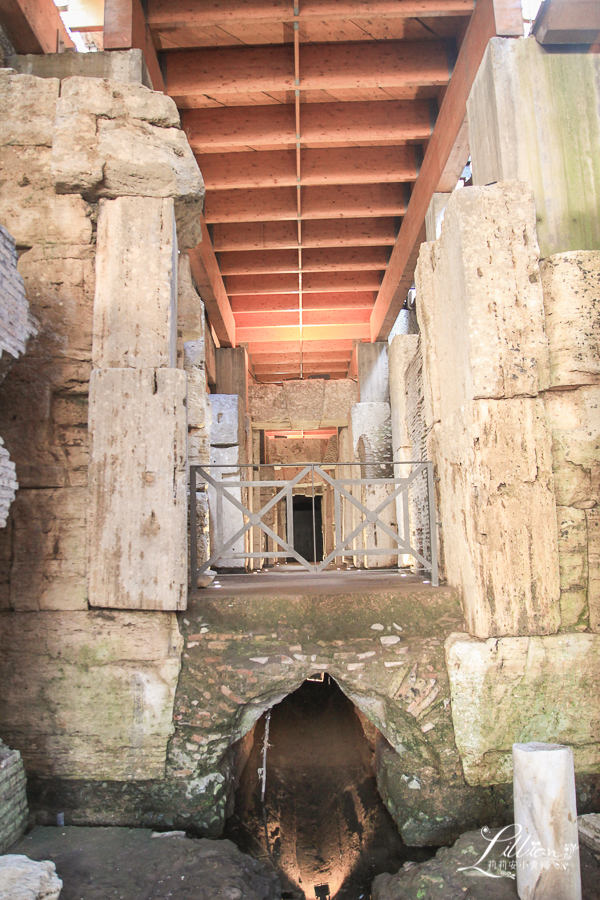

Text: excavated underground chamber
xmin=224 ymin=676 xmax=434 ymax=900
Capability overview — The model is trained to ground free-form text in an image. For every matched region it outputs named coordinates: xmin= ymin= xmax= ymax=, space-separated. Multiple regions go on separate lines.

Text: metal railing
xmin=189 ymin=461 xmax=438 ymax=587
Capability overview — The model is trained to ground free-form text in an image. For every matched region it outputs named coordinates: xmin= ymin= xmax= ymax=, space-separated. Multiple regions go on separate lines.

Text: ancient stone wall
xmin=0 ymin=69 xmax=204 ymax=785
xmin=249 ymin=378 xmax=357 ymax=429
xmin=0 ymin=739 xmax=27 ymax=853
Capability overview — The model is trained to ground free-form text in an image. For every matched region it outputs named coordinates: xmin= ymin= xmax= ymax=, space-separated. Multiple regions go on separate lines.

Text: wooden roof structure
xmin=1 ymin=0 xmax=524 ymax=381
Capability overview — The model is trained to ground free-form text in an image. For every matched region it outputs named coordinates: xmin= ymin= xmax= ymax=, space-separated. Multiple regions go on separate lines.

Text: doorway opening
xmin=292 ymin=495 xmax=323 ymax=564
xmin=224 ymin=677 xmax=433 ymax=899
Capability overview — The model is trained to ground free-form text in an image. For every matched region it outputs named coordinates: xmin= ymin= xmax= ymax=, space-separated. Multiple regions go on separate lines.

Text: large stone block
xmin=178 ymin=253 xmax=204 ymax=343
xmin=414 ymin=242 xmax=441 ymax=429
xmin=468 ymin=38 xmax=600 ymax=257
xmin=8 ymin=487 xmax=87 ymax=611
xmin=88 ymin=368 xmax=188 ymax=611
xmin=541 ymin=252 xmax=600 ymax=389
xmin=544 ymin=386 xmax=600 ymax=508
xmin=9 ymin=48 xmax=151 ymax=88
xmin=0 ymin=855 xmax=62 ymax=900
xmin=248 ymin=384 xmax=289 ymax=429
xmin=0 ymin=610 xmax=182 ymax=779
xmin=388 ymin=334 xmax=419 ymax=458
xmin=51 ymin=76 xmax=204 ymax=249
xmin=322 ymin=378 xmax=358 ymax=426
xmin=93 ymin=196 xmax=177 ymax=369
xmin=0 ymin=147 xmax=92 ymax=248
xmin=0 ymin=72 xmax=58 ymax=147
xmin=249 ymin=378 xmax=357 ymax=430
xmin=283 ymin=378 xmax=326 ymax=429
xmin=445 ymin=632 xmax=600 ymax=785
xmin=588 ymin=509 xmax=600 ymax=635
xmin=207 ymin=444 xmax=245 ymax=568
xmin=357 ymin=341 xmax=389 ymax=402
xmin=209 ymin=394 xmax=244 ymax=447
xmin=430 ymin=398 xmax=561 ymax=638
xmin=557 ymin=507 xmax=589 ymax=629
xmin=416 ymin=181 xmax=549 ymax=424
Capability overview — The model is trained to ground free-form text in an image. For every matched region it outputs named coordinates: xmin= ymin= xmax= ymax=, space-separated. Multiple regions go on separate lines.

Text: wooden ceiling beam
xmin=187 ymin=215 xmax=236 ymax=347
xmin=0 ymin=0 xmax=74 ymax=53
xmin=370 ymin=0 xmax=523 ymax=340
xmin=237 ymin=323 xmax=371 ymax=343
xmin=219 ymin=247 xmax=390 ymax=275
xmin=167 ymin=41 xmax=451 ymax=100
xmin=184 ymin=100 xmax=432 ymax=150
xmin=212 ymin=219 xmax=399 ymax=252
xmin=198 ymin=146 xmax=419 ymax=191
xmin=231 ymin=291 xmax=375 ymax=312
xmin=206 ymin=184 xmax=407 ymax=224
xmin=148 ymin=0 xmax=473 ymax=28
xmin=227 ymin=271 xmax=383 ymax=295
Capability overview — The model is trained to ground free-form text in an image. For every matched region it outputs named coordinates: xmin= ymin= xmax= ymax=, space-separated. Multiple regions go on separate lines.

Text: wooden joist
xmin=236 ymin=323 xmax=371 ymax=343
xmin=167 ymin=41 xmax=452 ymax=99
xmin=219 ymin=247 xmax=390 ymax=275
xmin=231 ymin=292 xmax=375 ymax=312
xmin=183 ymin=101 xmax=433 ymax=151
xmin=148 ymin=0 xmax=473 ymax=28
xmin=227 ymin=271 xmax=383 ymax=295
xmin=205 ymin=185 xmax=408 ymax=224
xmin=187 ymin=216 xmax=236 ymax=347
xmin=198 ymin=146 xmax=420 ymax=191
xmin=212 ymin=219 xmax=399 ymax=252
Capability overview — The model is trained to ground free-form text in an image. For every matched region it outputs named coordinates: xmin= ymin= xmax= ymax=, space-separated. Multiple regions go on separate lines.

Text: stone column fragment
xmin=88 ymin=367 xmax=187 ymax=610
xmin=513 ymin=742 xmax=581 ymax=900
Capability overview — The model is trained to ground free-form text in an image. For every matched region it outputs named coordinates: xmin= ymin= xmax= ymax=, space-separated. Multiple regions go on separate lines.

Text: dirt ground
xmin=224 ymin=677 xmax=434 ymax=899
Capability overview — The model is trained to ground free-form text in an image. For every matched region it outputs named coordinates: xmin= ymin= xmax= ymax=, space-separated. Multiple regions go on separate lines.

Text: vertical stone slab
xmin=513 ymin=743 xmax=581 ymax=900
xmin=93 ymin=196 xmax=178 ymax=369
xmin=88 ymin=368 xmax=187 ymax=610
xmin=357 ymin=342 xmax=389 ymax=403
xmin=588 ymin=510 xmax=600 ymax=635
xmin=468 ymin=37 xmax=600 ymax=257
xmin=388 ymin=334 xmax=419 ymax=462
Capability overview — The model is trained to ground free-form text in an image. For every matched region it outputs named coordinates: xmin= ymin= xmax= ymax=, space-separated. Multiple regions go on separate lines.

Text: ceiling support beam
xmin=370 ymin=0 xmax=523 ymax=340
xmin=219 ymin=247 xmax=390 ymax=275
xmin=236 ymin=323 xmax=371 ymax=343
xmin=198 ymin=146 xmax=420 ymax=191
xmin=167 ymin=41 xmax=451 ymax=101
xmin=0 ymin=0 xmax=74 ymax=53
xmin=184 ymin=100 xmax=433 ymax=151
xmin=205 ymin=184 xmax=408 ymax=224
xmin=187 ymin=215 xmax=236 ymax=347
xmin=212 ymin=218 xmax=399 ymax=251
xmin=231 ymin=292 xmax=375 ymax=312
xmin=103 ymin=0 xmax=166 ymax=92
xmin=148 ymin=0 xmax=473 ymax=29
xmin=227 ymin=271 xmax=383 ymax=295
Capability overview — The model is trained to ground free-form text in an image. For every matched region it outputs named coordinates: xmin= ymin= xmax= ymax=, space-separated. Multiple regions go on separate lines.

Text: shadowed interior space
xmin=225 ymin=677 xmax=433 ymax=900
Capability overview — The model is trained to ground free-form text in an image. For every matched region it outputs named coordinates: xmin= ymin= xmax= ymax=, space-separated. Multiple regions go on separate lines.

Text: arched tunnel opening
xmin=223 ymin=676 xmax=434 ymax=899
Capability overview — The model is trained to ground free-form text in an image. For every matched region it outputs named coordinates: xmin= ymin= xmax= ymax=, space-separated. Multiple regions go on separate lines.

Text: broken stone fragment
xmin=0 ymin=855 xmax=62 ymax=900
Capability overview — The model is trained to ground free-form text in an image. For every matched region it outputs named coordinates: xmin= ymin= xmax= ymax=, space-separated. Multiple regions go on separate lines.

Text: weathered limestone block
xmin=321 ymin=378 xmax=358 ymax=426
xmin=414 ymin=241 xmax=441 ymax=429
xmin=0 ymin=610 xmax=183 ymax=780
xmin=579 ymin=813 xmax=600 ymax=863
xmin=184 ymin=340 xmax=210 ymax=467
xmin=93 ymin=196 xmax=177 ymax=369
xmin=9 ymin=47 xmax=151 ymax=88
xmin=283 ymin=378 xmax=325 ymax=429
xmin=388 ymin=334 xmax=419 ymax=460
xmin=0 ymin=71 xmax=58 ymax=147
xmin=544 ymin=386 xmax=600 ymax=509
xmin=430 ymin=398 xmax=560 ymax=638
xmin=557 ymin=507 xmax=589 ymax=629
xmin=588 ymin=509 xmax=600 ymax=635
xmin=88 ymin=368 xmax=188 ymax=611
xmin=8 ymin=487 xmax=87 ymax=611
xmin=0 ymin=146 xmax=92 ymax=248
xmin=424 ymin=191 xmax=449 ymax=242
xmin=178 ymin=253 xmax=204 ymax=343
xmin=0 ymin=855 xmax=62 ymax=900
xmin=416 ymin=181 xmax=549 ymax=425
xmin=468 ymin=37 xmax=600 ymax=257
xmin=0 ymin=740 xmax=27 ymax=854
xmin=207 ymin=444 xmax=245 ymax=569
xmin=513 ymin=742 xmax=582 ymax=900
xmin=541 ymin=252 xmax=600 ymax=388
xmin=52 ymin=76 xmax=204 ymax=249
xmin=358 ymin=341 xmax=389 ymax=402
xmin=248 ymin=384 xmax=289 ymax=428
xmin=209 ymin=395 xmax=244 ymax=447
xmin=445 ymin=632 xmax=600 ymax=785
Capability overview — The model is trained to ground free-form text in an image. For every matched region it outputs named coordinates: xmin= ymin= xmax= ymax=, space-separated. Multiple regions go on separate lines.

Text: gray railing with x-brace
xmin=189 ymin=462 xmax=438 ymax=587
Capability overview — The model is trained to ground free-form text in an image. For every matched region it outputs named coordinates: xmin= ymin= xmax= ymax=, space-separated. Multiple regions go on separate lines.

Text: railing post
xmin=286 ymin=482 xmax=294 ymax=557
xmin=427 ymin=462 xmax=439 ymax=586
xmin=189 ymin=465 xmax=197 ymax=593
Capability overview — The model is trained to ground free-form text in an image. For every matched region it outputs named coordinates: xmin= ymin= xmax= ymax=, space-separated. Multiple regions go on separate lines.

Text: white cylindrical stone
xmin=513 ymin=742 xmax=581 ymax=900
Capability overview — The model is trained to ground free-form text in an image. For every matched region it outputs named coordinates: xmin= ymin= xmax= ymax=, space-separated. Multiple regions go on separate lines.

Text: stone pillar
xmin=468 ymin=37 xmax=600 ymax=257
xmin=350 ymin=401 xmax=396 ymax=568
xmin=208 ymin=394 xmax=246 ymax=569
xmin=513 ymin=742 xmax=581 ymax=900
xmin=357 ymin=341 xmax=389 ymax=403
xmin=416 ymin=180 xmax=560 ymax=638
xmin=424 ymin=192 xmax=450 ymax=243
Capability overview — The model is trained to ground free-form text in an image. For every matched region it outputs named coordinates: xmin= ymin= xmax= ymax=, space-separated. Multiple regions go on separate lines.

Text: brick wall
xmin=0 ymin=738 xmax=28 ymax=852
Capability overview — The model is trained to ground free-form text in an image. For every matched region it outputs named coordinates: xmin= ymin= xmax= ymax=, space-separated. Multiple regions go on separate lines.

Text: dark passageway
xmin=225 ymin=678 xmax=432 ymax=899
